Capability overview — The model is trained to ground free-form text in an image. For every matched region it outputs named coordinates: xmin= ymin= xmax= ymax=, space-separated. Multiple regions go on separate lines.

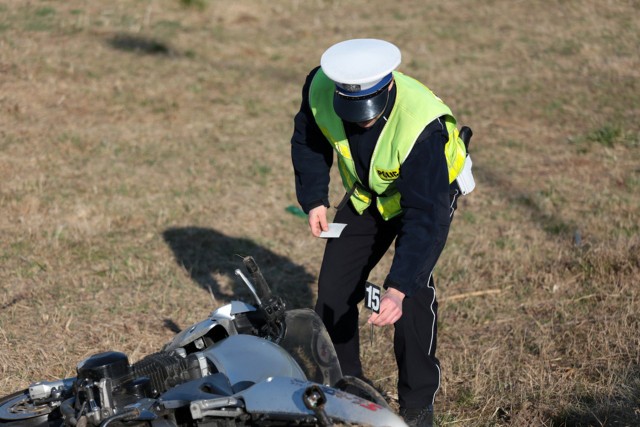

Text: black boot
xmin=399 ymin=405 xmax=433 ymax=427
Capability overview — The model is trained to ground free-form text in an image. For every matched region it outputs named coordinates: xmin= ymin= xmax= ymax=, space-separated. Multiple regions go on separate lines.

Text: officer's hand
xmin=368 ymin=288 xmax=405 ymax=326
xmin=308 ymin=205 xmax=329 ymax=238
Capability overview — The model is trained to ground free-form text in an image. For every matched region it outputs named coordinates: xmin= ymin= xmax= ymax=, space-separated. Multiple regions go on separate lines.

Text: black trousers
xmin=315 ymin=202 xmax=446 ymax=409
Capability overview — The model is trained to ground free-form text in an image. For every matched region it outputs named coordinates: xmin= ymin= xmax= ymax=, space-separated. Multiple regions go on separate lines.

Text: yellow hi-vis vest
xmin=309 ymin=69 xmax=467 ymax=220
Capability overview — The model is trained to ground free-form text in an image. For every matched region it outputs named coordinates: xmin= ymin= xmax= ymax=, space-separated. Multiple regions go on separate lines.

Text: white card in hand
xmin=319 ymin=223 xmax=347 ymax=239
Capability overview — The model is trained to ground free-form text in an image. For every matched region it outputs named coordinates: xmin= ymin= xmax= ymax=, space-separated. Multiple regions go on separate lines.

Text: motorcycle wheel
xmin=333 ymin=376 xmax=391 ymax=410
xmin=0 ymin=390 xmax=62 ymax=427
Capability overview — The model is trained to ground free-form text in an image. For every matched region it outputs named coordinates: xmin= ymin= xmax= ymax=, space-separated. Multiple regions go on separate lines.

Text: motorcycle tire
xmin=0 ymin=390 xmax=62 ymax=427
xmin=333 ymin=376 xmax=391 ymax=410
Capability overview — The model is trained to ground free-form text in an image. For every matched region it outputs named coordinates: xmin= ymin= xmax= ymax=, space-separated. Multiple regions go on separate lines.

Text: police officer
xmin=290 ymin=39 xmax=470 ymax=427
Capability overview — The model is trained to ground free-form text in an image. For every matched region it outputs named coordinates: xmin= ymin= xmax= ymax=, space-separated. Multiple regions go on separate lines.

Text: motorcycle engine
xmin=73 ymin=350 xmax=207 ymax=424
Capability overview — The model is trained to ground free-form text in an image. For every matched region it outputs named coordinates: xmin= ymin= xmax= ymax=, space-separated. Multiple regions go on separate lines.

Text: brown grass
xmin=1 ymin=1 xmax=639 ymax=426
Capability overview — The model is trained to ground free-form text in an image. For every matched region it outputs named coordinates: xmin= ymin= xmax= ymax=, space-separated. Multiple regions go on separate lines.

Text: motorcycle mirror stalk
xmin=234 ymin=268 xmax=262 ymax=306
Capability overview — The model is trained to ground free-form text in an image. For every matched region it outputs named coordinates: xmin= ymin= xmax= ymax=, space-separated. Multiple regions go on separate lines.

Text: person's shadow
xmin=162 ymin=227 xmax=315 ymax=310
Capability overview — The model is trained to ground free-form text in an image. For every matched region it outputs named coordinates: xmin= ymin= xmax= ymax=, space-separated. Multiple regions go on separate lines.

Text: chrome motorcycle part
xmin=28 ymin=378 xmax=75 ymax=401
xmin=96 ymin=378 xmax=114 ymax=419
xmin=0 ymin=390 xmax=58 ymax=426
xmin=189 ymin=397 xmax=243 ymax=420
xmin=192 ymin=352 xmax=210 ymax=378
xmin=234 ymin=268 xmax=262 ymax=306
xmin=159 ymin=374 xmax=235 ymax=409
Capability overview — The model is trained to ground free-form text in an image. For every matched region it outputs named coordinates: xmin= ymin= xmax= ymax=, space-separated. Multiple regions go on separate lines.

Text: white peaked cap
xmin=320 ymin=39 xmax=401 ymax=91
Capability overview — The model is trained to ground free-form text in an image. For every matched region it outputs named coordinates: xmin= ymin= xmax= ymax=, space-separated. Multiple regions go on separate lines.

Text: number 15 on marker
xmin=365 ymin=282 xmax=381 ymax=313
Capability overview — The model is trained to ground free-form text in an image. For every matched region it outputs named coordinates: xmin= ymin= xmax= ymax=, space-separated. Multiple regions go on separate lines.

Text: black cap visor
xmin=333 ymin=85 xmax=390 ymax=123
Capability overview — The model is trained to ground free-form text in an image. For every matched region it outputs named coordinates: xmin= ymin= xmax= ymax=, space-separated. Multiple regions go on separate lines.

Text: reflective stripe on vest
xmin=309 ymin=69 xmax=466 ymax=220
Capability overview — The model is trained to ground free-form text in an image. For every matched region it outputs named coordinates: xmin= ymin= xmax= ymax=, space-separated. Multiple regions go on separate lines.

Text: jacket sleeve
xmin=384 ymin=118 xmax=454 ymax=297
xmin=290 ymin=67 xmax=334 ymax=213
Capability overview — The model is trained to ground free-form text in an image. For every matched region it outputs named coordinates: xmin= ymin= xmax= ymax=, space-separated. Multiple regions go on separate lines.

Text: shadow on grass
xmin=550 ymin=402 xmax=640 ymax=427
xmin=107 ymin=33 xmax=172 ymax=55
xmin=549 ymin=372 xmax=640 ymax=427
xmin=162 ymin=226 xmax=315 ymax=310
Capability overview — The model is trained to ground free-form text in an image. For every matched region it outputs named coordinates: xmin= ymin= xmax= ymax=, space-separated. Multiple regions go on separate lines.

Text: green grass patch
xmin=587 ymin=124 xmax=622 ymax=147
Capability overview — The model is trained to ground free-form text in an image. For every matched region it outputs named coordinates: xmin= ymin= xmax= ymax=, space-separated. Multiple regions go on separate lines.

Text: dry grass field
xmin=1 ymin=0 xmax=639 ymax=425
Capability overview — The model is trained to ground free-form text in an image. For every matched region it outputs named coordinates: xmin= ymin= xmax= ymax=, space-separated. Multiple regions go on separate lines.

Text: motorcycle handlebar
xmin=242 ymin=256 xmax=273 ymax=301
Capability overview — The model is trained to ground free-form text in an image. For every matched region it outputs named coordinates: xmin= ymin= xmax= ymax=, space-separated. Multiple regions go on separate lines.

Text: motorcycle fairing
xmin=162 ymin=301 xmax=255 ymax=352
xmin=202 ymin=335 xmax=306 ymax=389
xmin=233 ymin=376 xmax=406 ymax=426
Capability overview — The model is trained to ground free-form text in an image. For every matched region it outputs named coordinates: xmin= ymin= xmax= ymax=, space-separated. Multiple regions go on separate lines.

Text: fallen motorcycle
xmin=0 ymin=256 xmax=405 ymax=426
